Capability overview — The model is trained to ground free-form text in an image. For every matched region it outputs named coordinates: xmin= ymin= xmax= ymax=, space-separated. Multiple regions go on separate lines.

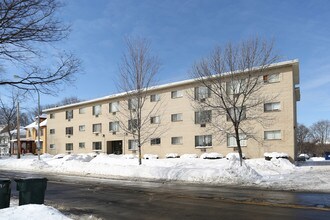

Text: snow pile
xmin=226 ymin=152 xmax=246 ymax=160
xmin=200 ymin=152 xmax=223 ymax=159
xmin=180 ymin=154 xmax=198 ymax=159
xmin=143 ymin=154 xmax=159 ymax=159
xmin=308 ymin=157 xmax=325 ymax=161
xmin=165 ymin=153 xmax=179 ymax=158
xmin=0 ymin=204 xmax=71 ymax=220
xmin=264 ymin=152 xmax=288 ymax=158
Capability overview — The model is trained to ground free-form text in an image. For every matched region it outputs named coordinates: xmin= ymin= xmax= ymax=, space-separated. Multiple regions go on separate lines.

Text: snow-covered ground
xmin=0 ymin=153 xmax=329 ymax=192
xmin=1 ymin=153 xmax=329 ymax=219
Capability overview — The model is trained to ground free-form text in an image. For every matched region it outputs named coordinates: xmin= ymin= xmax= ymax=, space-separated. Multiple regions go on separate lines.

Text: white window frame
xmin=128 ymin=98 xmax=138 ymax=110
xmin=171 ymin=113 xmax=183 ymax=122
xmin=195 ymin=110 xmax=212 ymax=124
xmin=150 ymin=94 xmax=160 ymax=102
xmin=79 ymin=108 xmax=86 ymax=114
xmin=65 ymin=143 xmax=73 ymax=152
xmin=227 ymin=133 xmax=247 ymax=147
xmin=195 ymin=86 xmax=211 ymax=100
xmin=171 ymin=136 xmax=183 ymax=145
xmin=264 ymin=130 xmax=282 ymax=140
xmin=128 ymin=140 xmax=138 ymax=151
xmin=195 ymin=135 xmax=212 ymax=148
xmin=79 ymin=142 xmax=85 ymax=149
xmin=150 ymin=116 xmax=160 ymax=124
xmin=49 ymin=129 xmax=55 ymax=134
xmin=109 ymin=121 xmax=120 ymax=132
xmin=263 ymin=73 xmax=280 ymax=83
xmin=66 ymin=110 xmax=73 ymax=120
xmin=264 ymin=102 xmax=281 ymax=112
xmin=150 ymin=138 xmax=161 ymax=145
xmin=92 ymin=123 xmax=102 ymax=133
xmin=109 ymin=101 xmax=119 ymax=113
xmin=92 ymin=105 xmax=102 ymax=116
xmin=92 ymin=141 xmax=102 ymax=151
xmin=79 ymin=125 xmax=85 ymax=132
xmin=171 ymin=90 xmax=183 ymax=99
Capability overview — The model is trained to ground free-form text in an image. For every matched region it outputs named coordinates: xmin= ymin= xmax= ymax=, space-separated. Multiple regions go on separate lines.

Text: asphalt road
xmin=1 ymin=170 xmax=330 ymax=220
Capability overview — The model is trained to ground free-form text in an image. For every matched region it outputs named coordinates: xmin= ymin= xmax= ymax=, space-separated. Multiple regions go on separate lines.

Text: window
xmin=92 ymin=105 xmax=102 ymax=116
xmin=128 ymin=140 xmax=138 ymax=150
xmin=227 ymin=107 xmax=246 ymax=121
xmin=171 ymin=113 xmax=183 ymax=122
xmin=109 ymin=101 xmax=119 ymax=113
xmin=150 ymin=116 xmax=160 ymax=124
xmin=264 ymin=130 xmax=281 ymax=140
xmin=79 ymin=142 xmax=85 ymax=149
xmin=195 ymin=110 xmax=212 ymax=124
xmin=109 ymin=121 xmax=120 ymax=132
xmin=226 ymin=80 xmax=246 ymax=95
xmin=171 ymin=136 xmax=183 ymax=145
xmin=65 ymin=127 xmax=73 ymax=135
xmin=50 ymin=113 xmax=55 ymax=119
xmin=49 ymin=144 xmax=55 ymax=149
xmin=227 ymin=134 xmax=247 ymax=147
xmin=151 ymin=138 xmax=161 ymax=145
xmin=79 ymin=125 xmax=85 ymax=132
xmin=79 ymin=108 xmax=86 ymax=114
xmin=171 ymin=90 xmax=183 ymax=99
xmin=50 ymin=129 xmax=55 ymax=134
xmin=65 ymin=143 xmax=73 ymax=151
xmin=263 ymin=73 xmax=280 ymax=83
xmin=150 ymin=94 xmax=160 ymax=102
xmin=92 ymin=123 xmax=102 ymax=133
xmin=195 ymin=135 xmax=212 ymax=147
xmin=195 ymin=86 xmax=211 ymax=100
xmin=92 ymin=142 xmax=102 ymax=151
xmin=128 ymin=98 xmax=138 ymax=110
xmin=66 ymin=110 xmax=73 ymax=120
xmin=264 ymin=102 xmax=281 ymax=112
xmin=128 ymin=119 xmax=138 ymax=131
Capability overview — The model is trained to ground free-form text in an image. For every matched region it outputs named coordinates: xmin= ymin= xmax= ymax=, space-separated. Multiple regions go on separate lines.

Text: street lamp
xmin=14 ymin=75 xmax=41 ymax=160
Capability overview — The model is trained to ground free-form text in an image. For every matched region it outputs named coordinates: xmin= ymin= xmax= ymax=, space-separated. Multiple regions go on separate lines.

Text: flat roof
xmin=44 ymin=59 xmax=299 ymax=112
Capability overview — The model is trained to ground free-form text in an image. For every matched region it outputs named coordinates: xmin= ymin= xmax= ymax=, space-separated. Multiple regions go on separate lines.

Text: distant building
xmin=23 ymin=114 xmax=48 ymax=154
xmin=43 ymin=60 xmax=300 ymax=160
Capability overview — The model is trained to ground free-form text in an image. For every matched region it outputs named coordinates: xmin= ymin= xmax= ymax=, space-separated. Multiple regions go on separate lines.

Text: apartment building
xmin=44 ymin=60 xmax=300 ymax=160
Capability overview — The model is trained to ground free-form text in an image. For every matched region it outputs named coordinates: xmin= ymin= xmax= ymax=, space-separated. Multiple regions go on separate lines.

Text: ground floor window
xmin=227 ymin=133 xmax=247 ymax=147
xmin=171 ymin=136 xmax=183 ymax=145
xmin=79 ymin=142 xmax=85 ymax=149
xmin=128 ymin=140 xmax=138 ymax=150
xmin=264 ymin=130 xmax=281 ymax=140
xmin=65 ymin=143 xmax=73 ymax=151
xmin=150 ymin=138 xmax=161 ymax=145
xmin=92 ymin=141 xmax=102 ymax=151
xmin=195 ymin=135 xmax=212 ymax=147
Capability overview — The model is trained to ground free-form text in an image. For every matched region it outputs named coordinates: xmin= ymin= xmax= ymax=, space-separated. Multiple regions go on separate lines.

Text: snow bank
xmin=0 ymin=204 xmax=70 ymax=220
xmin=200 ymin=152 xmax=223 ymax=159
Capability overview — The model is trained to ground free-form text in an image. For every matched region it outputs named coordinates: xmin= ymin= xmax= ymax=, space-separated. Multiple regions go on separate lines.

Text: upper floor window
xmin=92 ymin=142 xmax=102 ymax=151
xmin=264 ymin=102 xmax=281 ymax=112
xmin=50 ymin=113 xmax=55 ymax=119
xmin=195 ymin=135 xmax=212 ymax=148
xmin=92 ymin=123 xmax=102 ymax=133
xmin=109 ymin=121 xmax=120 ymax=132
xmin=227 ymin=107 xmax=246 ymax=121
xmin=171 ymin=136 xmax=183 ymax=145
xmin=263 ymin=73 xmax=280 ymax=83
xmin=65 ymin=127 xmax=73 ymax=135
xmin=65 ymin=110 xmax=73 ymax=120
xmin=49 ymin=129 xmax=55 ymax=134
xmin=128 ymin=140 xmax=138 ymax=150
xmin=65 ymin=143 xmax=73 ymax=152
xmin=171 ymin=90 xmax=183 ymax=99
xmin=109 ymin=101 xmax=119 ymax=113
xmin=264 ymin=130 xmax=281 ymax=140
xmin=128 ymin=119 xmax=138 ymax=131
xmin=79 ymin=142 xmax=85 ymax=149
xmin=92 ymin=105 xmax=102 ymax=116
xmin=195 ymin=110 xmax=212 ymax=124
xmin=227 ymin=134 xmax=247 ymax=147
xmin=128 ymin=98 xmax=138 ymax=110
xmin=150 ymin=94 xmax=160 ymax=102
xmin=79 ymin=108 xmax=86 ymax=114
xmin=49 ymin=144 xmax=55 ymax=149
xmin=226 ymin=80 xmax=246 ymax=95
xmin=150 ymin=138 xmax=161 ymax=145
xmin=194 ymin=86 xmax=211 ymax=101
xmin=150 ymin=116 xmax=160 ymax=124
xmin=79 ymin=125 xmax=85 ymax=132
xmin=171 ymin=113 xmax=183 ymax=122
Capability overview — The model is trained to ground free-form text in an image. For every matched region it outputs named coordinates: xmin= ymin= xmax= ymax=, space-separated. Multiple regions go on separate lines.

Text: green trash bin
xmin=15 ymin=178 xmax=48 ymax=206
xmin=0 ymin=179 xmax=11 ymax=209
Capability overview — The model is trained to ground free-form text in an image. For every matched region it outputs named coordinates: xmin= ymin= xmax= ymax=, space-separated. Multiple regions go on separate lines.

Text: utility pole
xmin=17 ymin=102 xmax=20 ymax=159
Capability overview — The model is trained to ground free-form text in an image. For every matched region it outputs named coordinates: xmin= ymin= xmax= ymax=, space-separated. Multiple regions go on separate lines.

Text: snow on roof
xmin=43 ymin=59 xmax=299 ymax=112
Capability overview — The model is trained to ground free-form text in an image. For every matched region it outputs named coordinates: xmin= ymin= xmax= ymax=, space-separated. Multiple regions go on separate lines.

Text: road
xmin=1 ymin=170 xmax=330 ymax=220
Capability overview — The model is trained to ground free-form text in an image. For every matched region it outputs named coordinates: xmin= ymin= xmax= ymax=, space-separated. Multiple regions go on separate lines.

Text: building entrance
xmin=107 ymin=140 xmax=123 ymax=155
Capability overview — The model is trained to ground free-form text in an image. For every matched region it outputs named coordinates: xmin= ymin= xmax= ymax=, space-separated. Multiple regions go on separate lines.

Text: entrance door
xmin=107 ymin=141 xmax=123 ymax=155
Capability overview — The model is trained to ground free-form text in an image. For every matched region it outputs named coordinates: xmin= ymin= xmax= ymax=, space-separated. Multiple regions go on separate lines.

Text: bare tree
xmin=0 ymin=0 xmax=80 ymax=93
xmin=191 ymin=38 xmax=279 ymax=165
xmin=116 ymin=37 xmax=162 ymax=165
xmin=0 ymin=91 xmax=27 ymax=155
xmin=296 ymin=123 xmax=311 ymax=154
xmin=310 ymin=120 xmax=330 ymax=155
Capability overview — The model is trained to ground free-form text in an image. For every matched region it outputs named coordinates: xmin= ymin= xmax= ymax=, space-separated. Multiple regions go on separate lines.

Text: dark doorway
xmin=107 ymin=141 xmax=123 ymax=155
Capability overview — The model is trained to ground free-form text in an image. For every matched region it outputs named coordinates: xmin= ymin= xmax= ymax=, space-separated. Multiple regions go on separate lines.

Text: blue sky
xmin=15 ymin=0 xmax=330 ymax=126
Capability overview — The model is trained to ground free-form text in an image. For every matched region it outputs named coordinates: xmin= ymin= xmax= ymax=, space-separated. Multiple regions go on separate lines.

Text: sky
xmin=4 ymin=0 xmax=330 ymax=126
